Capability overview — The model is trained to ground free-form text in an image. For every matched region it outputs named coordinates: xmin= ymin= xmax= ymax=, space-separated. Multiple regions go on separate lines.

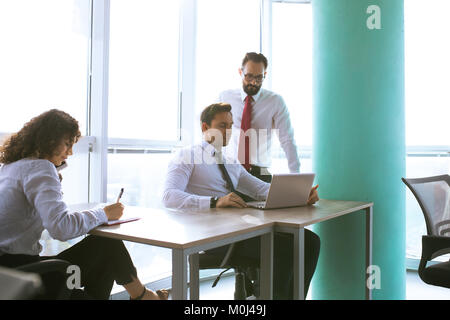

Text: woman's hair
xmin=0 ymin=109 xmax=81 ymax=164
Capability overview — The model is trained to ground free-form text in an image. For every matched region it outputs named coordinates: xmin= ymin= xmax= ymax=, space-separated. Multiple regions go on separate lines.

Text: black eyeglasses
xmin=241 ymin=70 xmax=265 ymax=83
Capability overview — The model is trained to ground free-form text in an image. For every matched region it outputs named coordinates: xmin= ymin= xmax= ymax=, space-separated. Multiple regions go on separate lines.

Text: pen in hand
xmin=116 ymin=188 xmax=124 ymax=203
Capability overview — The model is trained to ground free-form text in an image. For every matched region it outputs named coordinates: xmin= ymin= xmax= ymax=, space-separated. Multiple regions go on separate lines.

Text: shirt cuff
xmin=93 ymin=207 xmax=108 ymax=225
xmin=198 ymin=196 xmax=213 ymax=210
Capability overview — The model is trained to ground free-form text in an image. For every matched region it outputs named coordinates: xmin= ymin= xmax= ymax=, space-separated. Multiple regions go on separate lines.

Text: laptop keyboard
xmin=248 ymin=201 xmax=266 ymax=209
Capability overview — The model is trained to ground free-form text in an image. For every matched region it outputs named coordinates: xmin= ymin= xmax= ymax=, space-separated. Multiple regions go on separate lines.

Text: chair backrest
xmin=402 ymin=175 xmax=450 ymax=237
xmin=0 ymin=266 xmax=42 ymax=299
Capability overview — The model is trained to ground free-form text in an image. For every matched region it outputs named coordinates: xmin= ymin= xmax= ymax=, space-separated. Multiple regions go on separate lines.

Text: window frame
xmin=89 ymin=0 xmax=197 ymax=204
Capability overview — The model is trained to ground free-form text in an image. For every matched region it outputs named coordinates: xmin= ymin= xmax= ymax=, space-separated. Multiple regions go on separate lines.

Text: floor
xmin=112 ymin=269 xmax=449 ymax=300
xmin=405 ymin=270 xmax=449 ymax=300
xmin=198 ymin=271 xmax=449 ymax=300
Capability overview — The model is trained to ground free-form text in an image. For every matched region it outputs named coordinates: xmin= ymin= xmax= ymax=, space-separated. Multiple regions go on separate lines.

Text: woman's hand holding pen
xmin=104 ymin=188 xmax=125 ymax=220
xmin=104 ymin=203 xmax=124 ymax=221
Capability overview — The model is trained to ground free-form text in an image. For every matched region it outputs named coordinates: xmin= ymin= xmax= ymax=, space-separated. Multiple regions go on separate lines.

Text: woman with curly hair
xmin=0 ymin=109 xmax=168 ymax=300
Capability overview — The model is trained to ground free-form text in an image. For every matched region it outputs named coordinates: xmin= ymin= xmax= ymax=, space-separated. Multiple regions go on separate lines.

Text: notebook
xmin=103 ymin=217 xmax=141 ymax=226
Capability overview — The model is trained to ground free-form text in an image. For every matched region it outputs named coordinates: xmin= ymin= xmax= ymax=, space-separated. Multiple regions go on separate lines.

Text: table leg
xmin=189 ymin=253 xmax=199 ymax=300
xmin=365 ymin=206 xmax=373 ymax=300
xmin=172 ymin=248 xmax=188 ymax=300
xmin=293 ymin=228 xmax=305 ymax=300
xmin=259 ymin=231 xmax=273 ymax=299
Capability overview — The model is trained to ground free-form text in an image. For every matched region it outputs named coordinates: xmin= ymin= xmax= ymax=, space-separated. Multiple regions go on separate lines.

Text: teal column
xmin=311 ymin=0 xmax=405 ymax=299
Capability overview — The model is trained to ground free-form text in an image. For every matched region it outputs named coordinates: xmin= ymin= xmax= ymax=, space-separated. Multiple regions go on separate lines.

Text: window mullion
xmin=89 ymin=0 xmax=110 ymax=203
xmin=179 ymin=0 xmax=197 ymax=147
xmin=261 ymin=0 xmax=273 ymax=90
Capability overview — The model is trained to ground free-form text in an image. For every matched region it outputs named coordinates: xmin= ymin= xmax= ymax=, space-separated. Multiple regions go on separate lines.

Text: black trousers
xmin=205 ymin=229 xmax=320 ymax=299
xmin=0 ymin=235 xmax=137 ymax=299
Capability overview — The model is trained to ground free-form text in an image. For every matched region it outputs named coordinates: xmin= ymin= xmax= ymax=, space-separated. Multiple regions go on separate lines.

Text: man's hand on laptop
xmin=307 ymin=185 xmax=319 ymax=205
xmin=216 ymin=192 xmax=248 ymax=208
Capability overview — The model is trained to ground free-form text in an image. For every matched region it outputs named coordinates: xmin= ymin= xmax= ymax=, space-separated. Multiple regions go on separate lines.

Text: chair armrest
xmin=421 ymin=235 xmax=450 ymax=261
xmin=16 ymin=259 xmax=71 ymax=275
xmin=16 ymin=259 xmax=72 ymax=300
xmin=0 ymin=266 xmax=43 ymax=299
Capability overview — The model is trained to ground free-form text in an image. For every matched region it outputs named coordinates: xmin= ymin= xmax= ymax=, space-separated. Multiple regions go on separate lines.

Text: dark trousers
xmin=0 ymin=235 xmax=137 ymax=299
xmin=205 ymin=229 xmax=320 ymax=299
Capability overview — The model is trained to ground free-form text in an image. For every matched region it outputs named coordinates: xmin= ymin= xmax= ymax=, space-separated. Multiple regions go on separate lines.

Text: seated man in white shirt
xmin=162 ymin=103 xmax=320 ymax=299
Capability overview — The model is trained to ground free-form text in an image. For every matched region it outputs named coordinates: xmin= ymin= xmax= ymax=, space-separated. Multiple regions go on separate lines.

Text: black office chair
xmin=402 ymin=174 xmax=450 ymax=289
xmin=191 ymin=242 xmax=260 ymax=300
xmin=0 ymin=266 xmax=43 ymax=299
xmin=15 ymin=259 xmax=74 ymax=299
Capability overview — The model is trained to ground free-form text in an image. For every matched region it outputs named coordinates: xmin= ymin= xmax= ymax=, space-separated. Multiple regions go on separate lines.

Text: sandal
xmin=156 ymin=289 xmax=170 ymax=300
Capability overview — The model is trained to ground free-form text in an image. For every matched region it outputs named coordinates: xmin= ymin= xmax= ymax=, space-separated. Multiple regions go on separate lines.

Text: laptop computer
xmin=247 ymin=173 xmax=316 ymax=210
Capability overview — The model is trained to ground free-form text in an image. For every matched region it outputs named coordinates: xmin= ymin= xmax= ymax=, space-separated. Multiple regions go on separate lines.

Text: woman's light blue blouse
xmin=0 ymin=159 xmax=107 ymax=256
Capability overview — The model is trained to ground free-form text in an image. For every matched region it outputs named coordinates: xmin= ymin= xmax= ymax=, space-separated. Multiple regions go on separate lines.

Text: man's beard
xmin=243 ymin=83 xmax=261 ymax=96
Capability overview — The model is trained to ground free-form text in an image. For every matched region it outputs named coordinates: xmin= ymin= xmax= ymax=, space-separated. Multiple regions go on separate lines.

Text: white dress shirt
xmin=218 ymin=87 xmax=301 ymax=173
xmin=0 ymin=159 xmax=108 ymax=256
xmin=162 ymin=141 xmax=270 ymax=210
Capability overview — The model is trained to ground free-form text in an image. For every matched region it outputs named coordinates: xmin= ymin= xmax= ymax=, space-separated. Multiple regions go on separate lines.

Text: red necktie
xmin=239 ymin=95 xmax=253 ymax=171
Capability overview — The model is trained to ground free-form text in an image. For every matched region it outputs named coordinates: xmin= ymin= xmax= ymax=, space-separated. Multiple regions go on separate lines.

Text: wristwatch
xmin=210 ymin=196 xmax=219 ymax=208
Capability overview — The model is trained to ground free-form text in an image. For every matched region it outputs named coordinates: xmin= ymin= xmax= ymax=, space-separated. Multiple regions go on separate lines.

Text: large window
xmin=0 ymin=0 xmax=91 ymax=205
xmin=108 ymin=0 xmax=181 ymax=142
xmin=271 ymin=1 xmax=313 ymax=174
xmin=0 ymin=0 xmax=90 ymax=134
xmin=195 ymin=0 xmax=261 ymax=142
xmin=404 ymin=0 xmax=450 ymax=264
xmin=107 ymin=0 xmax=183 ymax=205
xmin=0 ymin=0 xmax=92 ymax=255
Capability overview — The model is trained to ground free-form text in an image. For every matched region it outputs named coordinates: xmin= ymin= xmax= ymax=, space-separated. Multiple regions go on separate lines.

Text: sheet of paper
xmin=103 ymin=217 xmax=141 ymax=226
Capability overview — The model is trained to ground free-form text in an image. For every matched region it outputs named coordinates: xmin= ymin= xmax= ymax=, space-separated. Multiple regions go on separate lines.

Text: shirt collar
xmin=201 ymin=140 xmax=222 ymax=157
xmin=240 ymin=86 xmax=262 ymax=103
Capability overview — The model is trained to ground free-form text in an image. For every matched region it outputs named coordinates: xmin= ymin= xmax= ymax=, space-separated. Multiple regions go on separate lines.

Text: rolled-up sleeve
xmin=23 ymin=161 xmax=107 ymax=241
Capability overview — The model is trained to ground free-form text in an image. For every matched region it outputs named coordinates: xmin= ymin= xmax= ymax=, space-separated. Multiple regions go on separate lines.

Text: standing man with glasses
xmin=218 ymin=52 xmax=300 ymax=183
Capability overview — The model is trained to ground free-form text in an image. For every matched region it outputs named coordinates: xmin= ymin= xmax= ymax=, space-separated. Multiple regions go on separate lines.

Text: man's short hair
xmin=200 ymin=103 xmax=232 ymax=126
xmin=242 ymin=52 xmax=268 ymax=70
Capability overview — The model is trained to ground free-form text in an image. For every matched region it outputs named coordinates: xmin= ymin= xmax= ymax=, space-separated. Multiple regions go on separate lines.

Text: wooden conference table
xmin=71 ymin=199 xmax=373 ymax=300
